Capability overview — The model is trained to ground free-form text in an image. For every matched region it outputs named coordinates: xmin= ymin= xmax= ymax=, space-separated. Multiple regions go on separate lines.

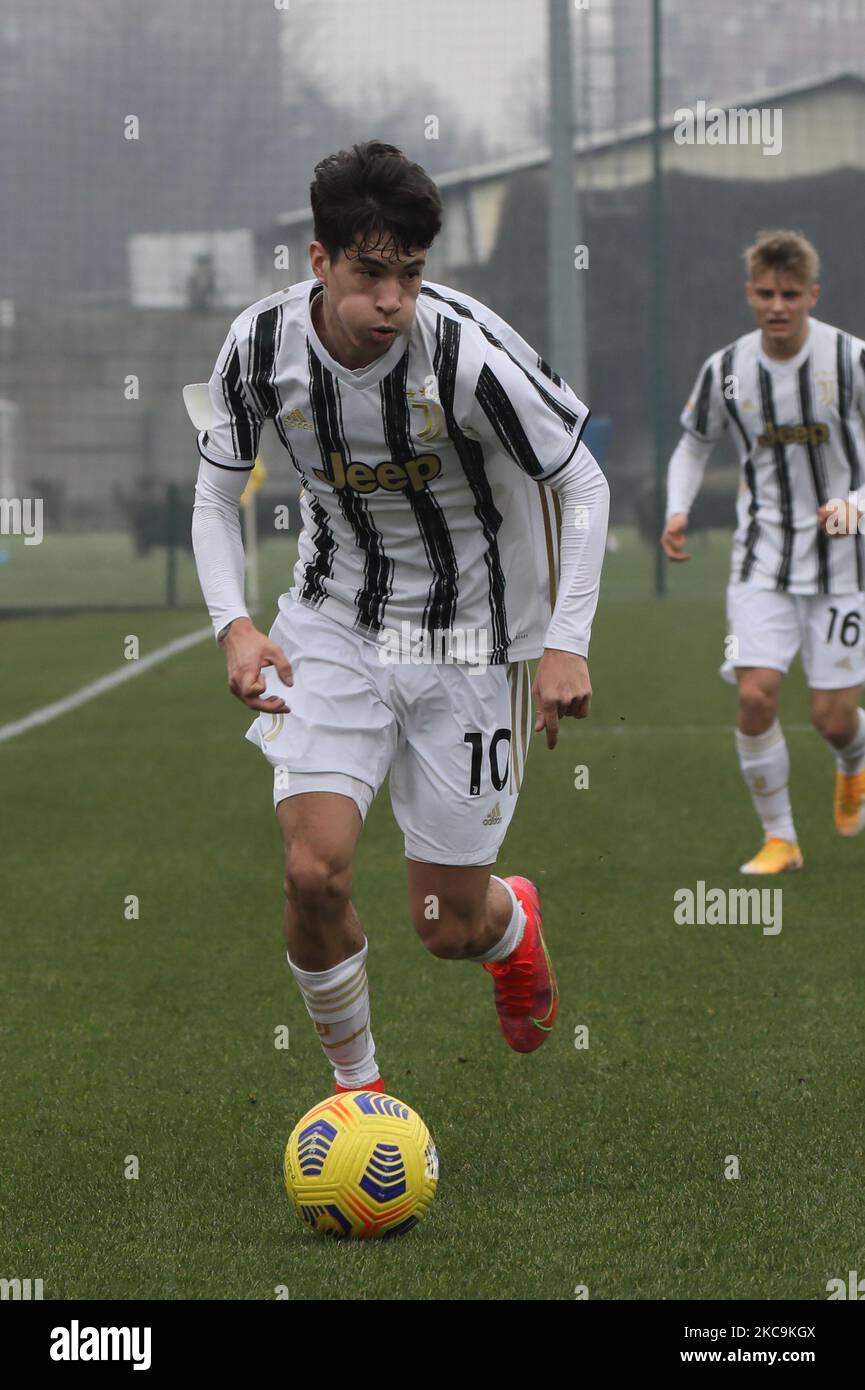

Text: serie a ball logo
xmin=284 ymin=1090 xmax=439 ymax=1239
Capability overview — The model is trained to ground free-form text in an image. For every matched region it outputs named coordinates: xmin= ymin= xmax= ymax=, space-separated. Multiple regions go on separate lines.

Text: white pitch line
xmin=551 ymin=722 xmax=814 ymax=736
xmin=0 ymin=631 xmax=820 ymax=748
xmin=0 ymin=625 xmax=214 ymax=745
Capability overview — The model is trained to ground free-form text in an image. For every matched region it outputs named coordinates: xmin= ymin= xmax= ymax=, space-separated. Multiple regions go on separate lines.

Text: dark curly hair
xmin=310 ymin=141 xmax=443 ymax=262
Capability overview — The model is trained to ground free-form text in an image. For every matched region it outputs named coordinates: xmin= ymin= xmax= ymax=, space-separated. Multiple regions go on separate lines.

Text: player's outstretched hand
xmin=222 ymin=617 xmax=294 ymax=711
xmin=660 ymin=512 xmax=690 ymax=561
xmin=533 ymin=650 xmax=592 ymax=750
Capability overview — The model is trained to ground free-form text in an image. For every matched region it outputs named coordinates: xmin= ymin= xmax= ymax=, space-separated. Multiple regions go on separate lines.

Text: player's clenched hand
xmin=532 ymin=650 xmax=592 ymax=750
xmin=222 ymin=617 xmax=293 ymax=711
xmin=660 ymin=512 xmax=690 ymax=561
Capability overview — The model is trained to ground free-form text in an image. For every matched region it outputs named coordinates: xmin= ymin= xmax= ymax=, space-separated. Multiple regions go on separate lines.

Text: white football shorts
xmin=245 ymin=597 xmax=534 ymax=866
xmin=721 ymin=582 xmax=865 ymax=689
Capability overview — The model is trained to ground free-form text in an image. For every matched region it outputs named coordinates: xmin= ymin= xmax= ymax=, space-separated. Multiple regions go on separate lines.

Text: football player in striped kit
xmin=191 ymin=142 xmax=609 ymax=1094
xmin=662 ymin=230 xmax=865 ymax=873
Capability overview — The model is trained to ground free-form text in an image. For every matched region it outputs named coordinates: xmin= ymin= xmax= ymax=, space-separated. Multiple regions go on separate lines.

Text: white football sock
xmin=834 ymin=706 xmax=865 ymax=774
xmin=735 ymin=720 xmax=797 ymax=844
xmin=288 ymin=937 xmax=379 ymax=1089
xmin=471 ymin=875 xmax=526 ymax=963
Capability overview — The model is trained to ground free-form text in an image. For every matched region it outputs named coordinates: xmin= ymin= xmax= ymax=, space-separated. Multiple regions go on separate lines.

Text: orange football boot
xmin=834 ymin=768 xmax=865 ymax=837
xmin=739 ymin=838 xmax=803 ymax=874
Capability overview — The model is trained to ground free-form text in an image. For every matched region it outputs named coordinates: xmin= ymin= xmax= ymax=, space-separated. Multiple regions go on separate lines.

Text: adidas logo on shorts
xmin=483 ymin=801 xmax=503 ymax=826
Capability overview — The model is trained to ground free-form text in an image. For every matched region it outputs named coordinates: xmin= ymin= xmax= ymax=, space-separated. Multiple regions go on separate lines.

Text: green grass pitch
xmin=2 ymin=531 xmax=864 ymax=1300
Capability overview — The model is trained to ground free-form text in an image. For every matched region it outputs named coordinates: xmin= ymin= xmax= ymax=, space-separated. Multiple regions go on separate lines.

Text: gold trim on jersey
xmin=551 ymin=489 xmax=563 ymax=530
xmin=282 ymin=407 xmax=313 ymax=431
xmin=757 ymin=422 xmax=830 ymax=448
xmin=508 ymin=665 xmax=518 ymax=795
xmin=815 ymin=373 xmax=837 ymax=406
xmin=409 ymin=397 xmax=445 ymax=441
xmin=507 ymin=661 xmax=532 ymax=795
xmin=551 ymin=491 xmax=563 ymax=605
xmin=262 ymin=712 xmax=286 ymax=742
xmin=536 ymin=482 xmax=562 ymax=611
xmin=519 ymin=661 xmax=531 ymax=790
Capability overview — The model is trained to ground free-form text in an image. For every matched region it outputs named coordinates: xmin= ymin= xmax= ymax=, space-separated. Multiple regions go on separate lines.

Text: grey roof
xmin=275 ymin=70 xmax=865 ymax=226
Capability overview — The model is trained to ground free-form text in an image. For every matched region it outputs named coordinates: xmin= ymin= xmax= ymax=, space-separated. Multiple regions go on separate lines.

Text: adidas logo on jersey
xmin=313 ymin=450 xmax=443 ymax=494
xmin=483 ymin=801 xmax=503 ymax=826
xmin=283 ymin=407 xmax=313 ymax=431
xmin=757 ymin=422 xmax=829 ymax=448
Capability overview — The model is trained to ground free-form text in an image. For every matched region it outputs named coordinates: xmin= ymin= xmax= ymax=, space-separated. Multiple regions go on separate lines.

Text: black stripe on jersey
xmin=298 ymin=344 xmax=338 ymax=605
xmin=420 ymin=284 xmax=580 ymax=433
xmin=797 ymin=359 xmax=831 ymax=593
xmin=720 ymin=346 xmax=759 ymax=581
xmin=379 ymin=354 xmax=459 ymax=637
xmin=299 ymin=492 xmax=337 ymax=605
xmin=245 ymin=305 xmax=284 ymax=421
xmin=537 ymin=354 xmax=563 ymax=388
xmin=475 ymin=361 xmax=553 ymax=479
xmin=539 ymin=434 xmax=583 ymax=484
xmin=694 ymin=364 xmax=714 ymax=437
xmin=196 ymin=448 xmax=253 ymax=472
xmin=435 ymin=314 xmax=511 ymax=663
xmin=757 ymin=365 xmax=795 ymax=591
xmin=837 ymin=332 xmax=865 ymax=589
xmin=218 ymin=336 xmax=260 ymax=460
xmin=306 ymin=345 xmax=393 ymax=631
xmin=719 ymin=347 xmax=751 ymax=453
xmin=270 ymin=414 xmax=304 ymax=480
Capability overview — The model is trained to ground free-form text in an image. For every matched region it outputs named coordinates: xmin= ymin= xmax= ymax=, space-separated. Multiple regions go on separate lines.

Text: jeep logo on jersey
xmin=313 ymin=451 xmax=442 ymax=494
xmin=757 ymin=422 xmax=830 ymax=448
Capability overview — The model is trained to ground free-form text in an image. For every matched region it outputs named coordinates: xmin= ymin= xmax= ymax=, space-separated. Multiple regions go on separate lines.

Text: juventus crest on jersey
xmin=681 ymin=317 xmax=865 ymax=595
xmin=197 ymin=279 xmax=590 ymax=663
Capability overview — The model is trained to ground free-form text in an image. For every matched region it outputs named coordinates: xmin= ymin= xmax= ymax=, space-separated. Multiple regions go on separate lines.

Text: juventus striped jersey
xmin=196 ymin=278 xmax=594 ymax=662
xmin=680 ymin=317 xmax=865 ymax=594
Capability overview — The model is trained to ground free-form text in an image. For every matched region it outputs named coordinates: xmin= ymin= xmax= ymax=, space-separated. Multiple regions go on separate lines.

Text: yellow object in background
xmin=240 ymin=456 xmax=267 ymax=506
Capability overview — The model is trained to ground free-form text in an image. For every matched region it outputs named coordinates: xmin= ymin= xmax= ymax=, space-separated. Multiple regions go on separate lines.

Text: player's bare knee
xmin=414 ymin=905 xmax=486 ymax=960
xmin=419 ymin=927 xmax=471 ymax=960
xmin=809 ymin=704 xmax=830 ymax=738
xmin=810 ymin=701 xmax=847 ymax=743
xmin=737 ymin=684 xmax=777 ymax=734
xmin=285 ymin=844 xmax=352 ymax=914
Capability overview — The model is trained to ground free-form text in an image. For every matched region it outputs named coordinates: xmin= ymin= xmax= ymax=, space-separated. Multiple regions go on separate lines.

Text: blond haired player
xmin=661 ymin=230 xmax=865 ymax=873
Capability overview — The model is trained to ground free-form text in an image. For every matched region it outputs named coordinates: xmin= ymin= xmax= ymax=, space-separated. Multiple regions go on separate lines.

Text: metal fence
xmin=2 ymin=0 xmax=863 ymax=610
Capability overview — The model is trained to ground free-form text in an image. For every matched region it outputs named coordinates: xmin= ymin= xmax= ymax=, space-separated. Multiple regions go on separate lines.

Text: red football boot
xmin=483 ymin=875 xmax=558 ymax=1053
xmin=335 ymin=1076 xmax=386 ymax=1094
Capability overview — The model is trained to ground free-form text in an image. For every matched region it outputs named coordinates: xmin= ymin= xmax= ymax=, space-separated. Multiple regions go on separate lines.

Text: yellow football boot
xmin=833 ymin=768 xmax=865 ymax=837
xmin=740 ymin=838 xmax=803 ymax=875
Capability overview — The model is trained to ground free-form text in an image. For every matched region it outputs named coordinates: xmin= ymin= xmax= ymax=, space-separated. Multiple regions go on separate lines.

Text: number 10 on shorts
xmin=464 ymin=729 xmax=511 ymax=796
